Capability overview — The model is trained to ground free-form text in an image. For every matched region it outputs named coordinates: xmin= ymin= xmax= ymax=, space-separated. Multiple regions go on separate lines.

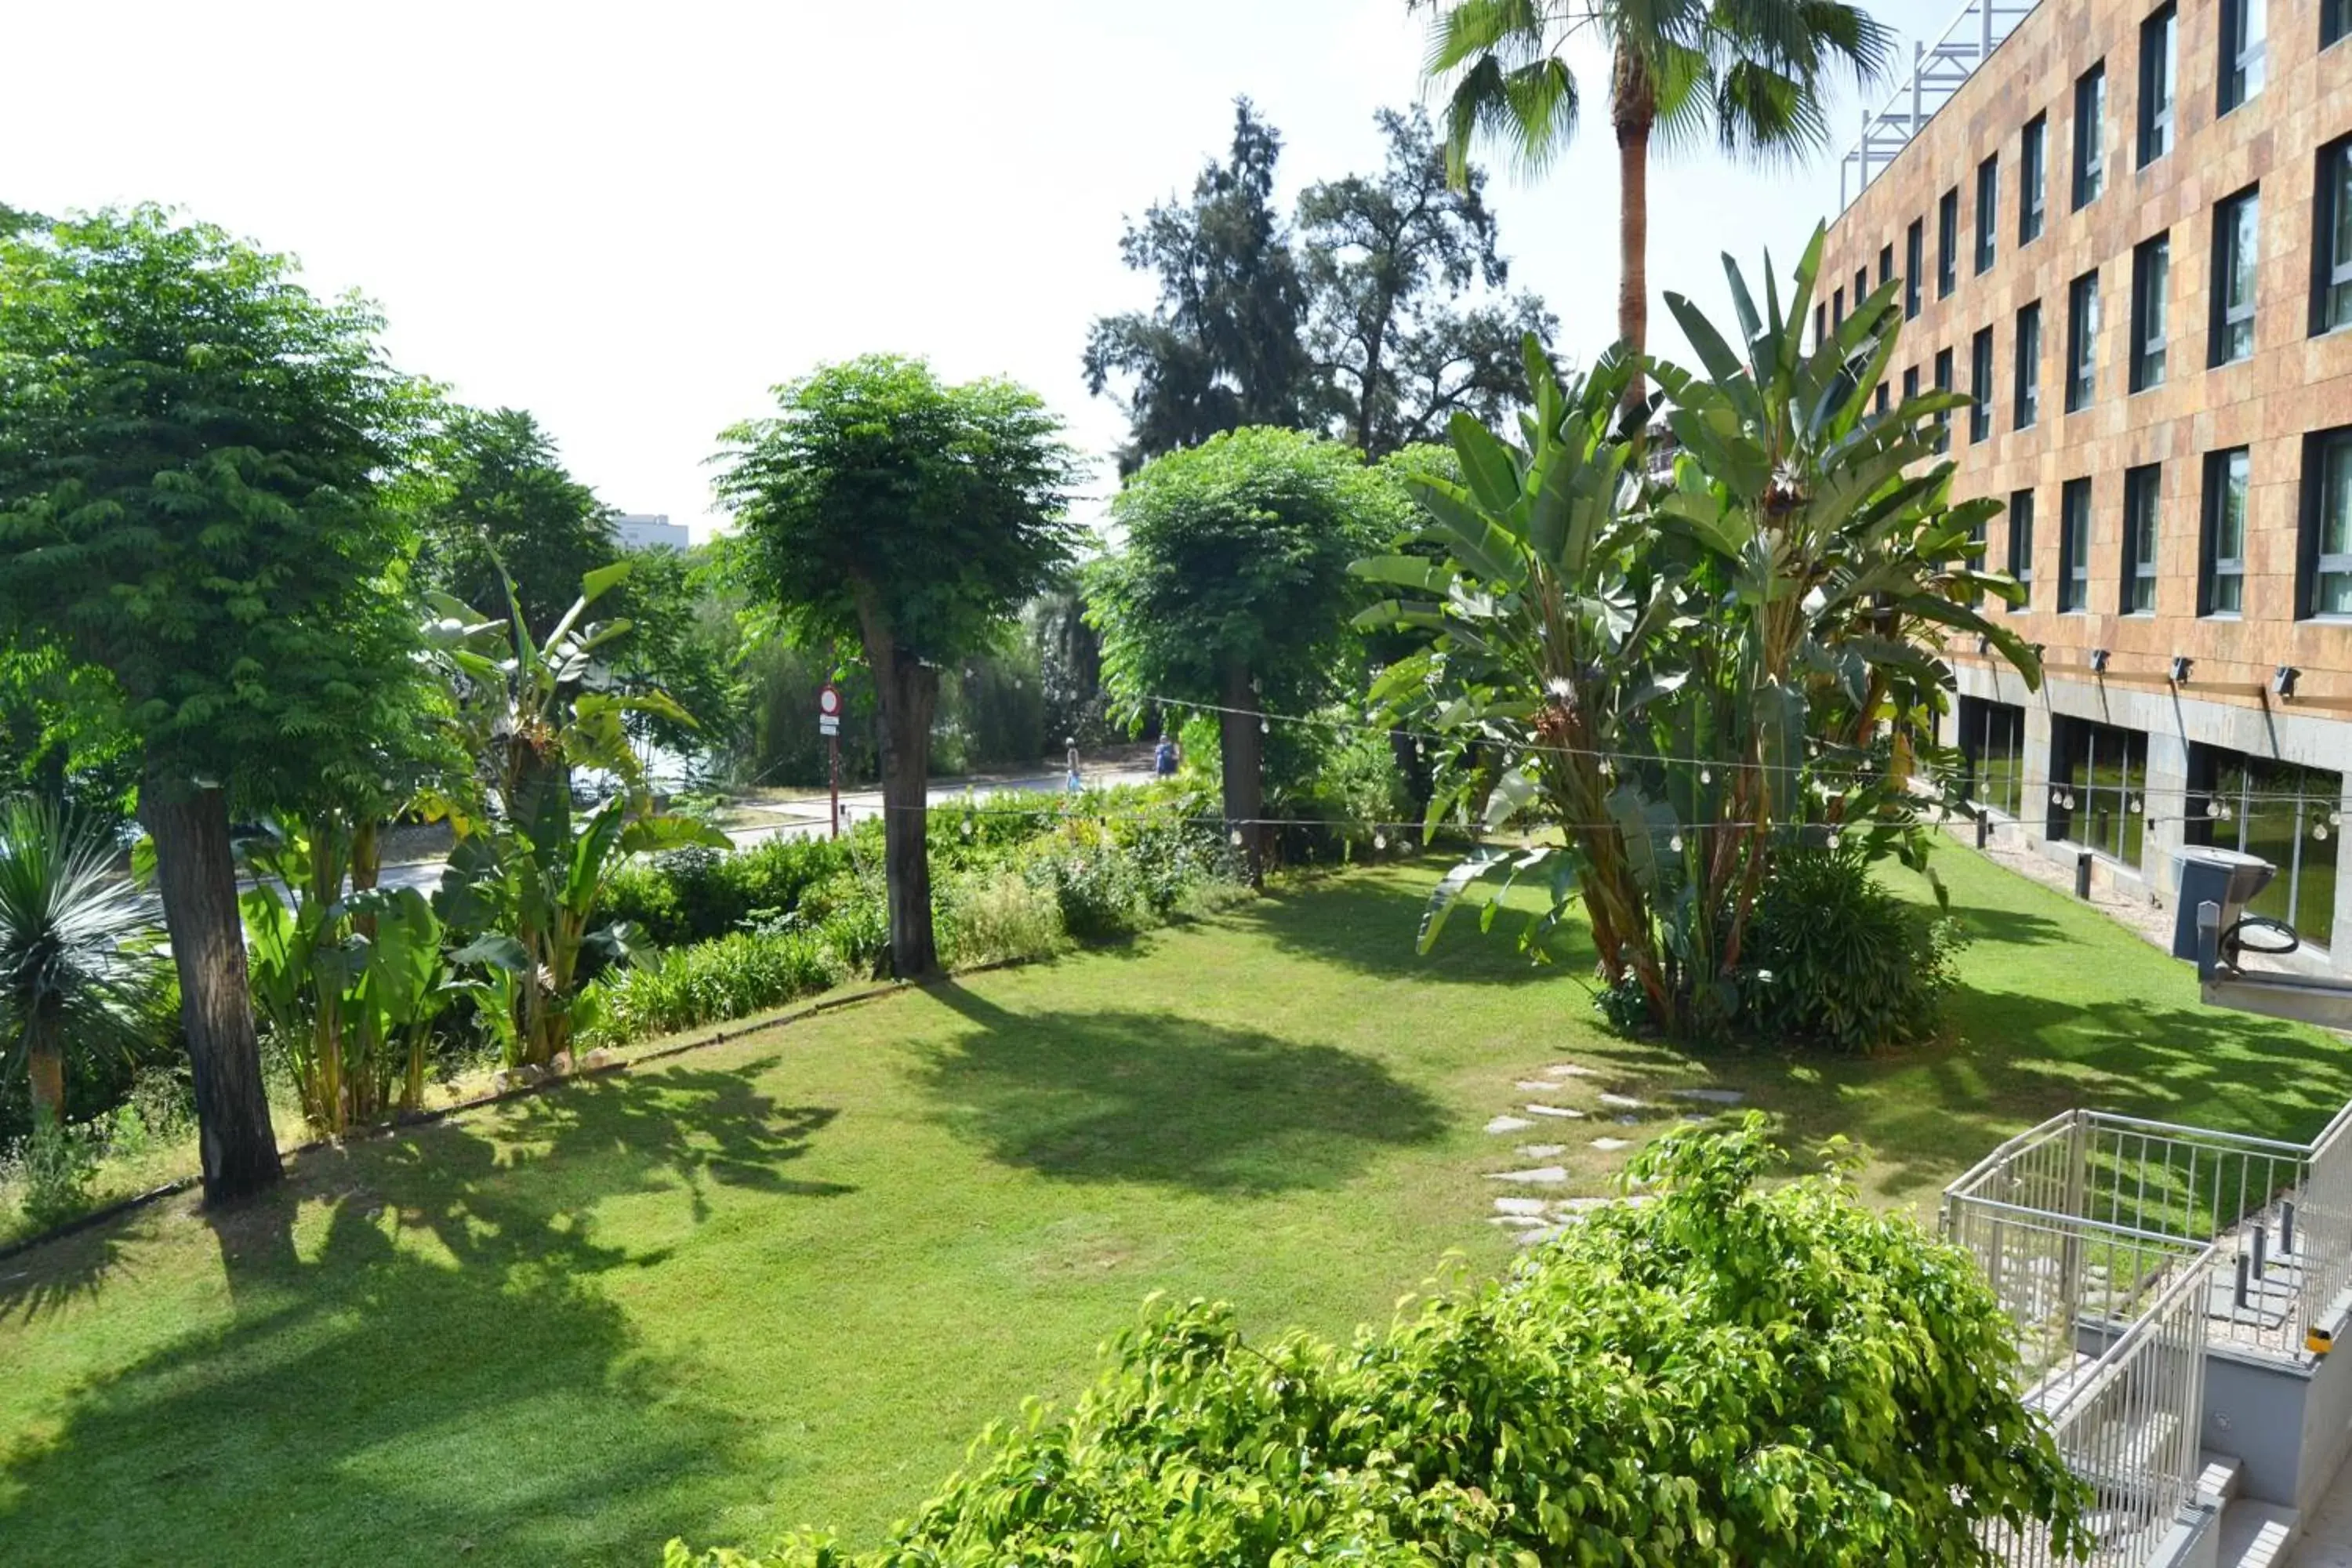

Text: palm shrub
xmin=1740 ymin=848 xmax=1965 ymax=1052
xmin=579 ymin=929 xmax=844 ymax=1050
xmin=664 ymin=1120 xmax=2087 ymax=1566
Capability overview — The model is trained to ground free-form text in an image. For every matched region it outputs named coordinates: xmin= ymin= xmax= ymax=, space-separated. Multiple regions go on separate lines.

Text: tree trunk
xmin=1613 ymin=49 xmax=1655 ymax=419
xmin=25 ymin=1013 xmax=63 ymax=1129
xmin=1389 ymin=728 xmax=1432 ymax=821
xmin=859 ymin=600 xmax=940 ymax=980
xmin=1218 ymin=662 xmax=1265 ymax=889
xmin=140 ymin=764 xmax=283 ymax=1203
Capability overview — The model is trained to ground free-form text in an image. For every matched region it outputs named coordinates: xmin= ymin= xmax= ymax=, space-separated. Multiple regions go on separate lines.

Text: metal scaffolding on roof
xmin=1839 ymin=0 xmax=2042 ymax=210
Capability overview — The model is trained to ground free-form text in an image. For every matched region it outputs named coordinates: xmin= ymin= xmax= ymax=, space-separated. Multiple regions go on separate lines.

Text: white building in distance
xmin=612 ymin=513 xmax=689 ymax=551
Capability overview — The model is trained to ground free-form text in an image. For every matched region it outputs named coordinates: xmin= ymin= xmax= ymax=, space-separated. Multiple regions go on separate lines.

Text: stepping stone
xmin=1668 ymin=1087 xmax=1746 ymax=1105
xmin=1493 ymin=1196 xmax=1549 ymax=1216
xmin=1489 ymin=1214 xmax=1548 ymax=1231
xmin=1514 ymin=1080 xmax=1562 ymax=1091
xmin=1516 ymin=1143 xmax=1566 ymax=1159
xmin=1614 ymin=1114 xmax=1642 ymax=1126
xmin=1515 ymin=1225 xmax=1564 ymax=1247
xmin=1485 ymin=1115 xmax=1537 ymax=1134
xmin=1541 ymin=1064 xmax=1599 ymax=1078
xmin=1524 ymin=1103 xmax=1586 ymax=1119
xmin=1591 ymin=1137 xmax=1632 ymax=1152
xmin=1597 ymin=1092 xmax=1644 ymax=1110
xmin=1486 ymin=1166 xmax=1568 ymax=1185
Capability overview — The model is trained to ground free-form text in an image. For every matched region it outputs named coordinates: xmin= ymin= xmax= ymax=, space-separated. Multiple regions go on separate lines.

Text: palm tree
xmin=0 ymin=797 xmax=161 ymax=1129
xmin=1417 ymin=0 xmax=1889 ymax=405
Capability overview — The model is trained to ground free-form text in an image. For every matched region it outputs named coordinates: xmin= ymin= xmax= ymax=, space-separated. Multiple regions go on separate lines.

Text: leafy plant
xmin=579 ymin=929 xmax=844 ymax=1051
xmin=1742 ymin=849 xmax=1966 ymax=1053
xmin=938 ymin=872 xmax=1066 ymax=968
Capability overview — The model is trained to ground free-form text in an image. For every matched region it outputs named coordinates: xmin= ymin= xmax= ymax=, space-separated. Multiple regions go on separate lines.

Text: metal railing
xmin=2299 ymin=1102 xmax=2352 ymax=1348
xmin=1838 ymin=0 xmax=2042 ymax=209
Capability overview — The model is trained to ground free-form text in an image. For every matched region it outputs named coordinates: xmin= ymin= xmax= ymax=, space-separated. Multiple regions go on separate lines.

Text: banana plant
xmin=425 ymin=562 xmax=725 ymax=1069
xmin=1362 ymin=228 xmax=2040 ymax=1041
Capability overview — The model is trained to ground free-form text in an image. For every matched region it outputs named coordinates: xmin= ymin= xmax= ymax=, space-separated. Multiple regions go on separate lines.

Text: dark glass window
xmin=1958 ymin=697 xmax=2028 ymax=818
xmin=1813 ymin=301 xmax=1827 ymax=348
xmin=2139 ymin=5 xmax=2176 ymax=165
xmin=1938 ymin=188 xmax=1959 ymax=297
xmin=2074 ymin=64 xmax=2107 ymax=209
xmin=2327 ymin=0 xmax=2349 ymax=48
xmin=2008 ymin=488 xmax=2037 ymax=606
xmin=1976 ymin=157 xmax=1999 ymax=273
xmin=2201 ymin=446 xmax=2252 ymax=615
xmin=1878 ymin=243 xmax=1895 ymax=290
xmin=2221 ymin=0 xmax=2267 ymax=112
xmin=2015 ymin=302 xmax=2042 ymax=429
xmin=1833 ymin=286 xmax=1846 ymax=328
xmin=1854 ymin=267 xmax=1868 ymax=315
xmin=2122 ymin=463 xmax=2161 ymax=613
xmin=2210 ymin=186 xmax=2259 ymax=365
xmin=2186 ymin=750 xmax=2340 ymax=949
xmin=1903 ymin=364 xmax=1920 ymax=405
xmin=2131 ymin=233 xmax=2170 ymax=391
xmin=2315 ymin=136 xmax=2352 ymax=335
xmin=1875 ymin=381 xmax=1890 ymax=415
xmin=2060 ymin=477 xmax=2092 ymax=610
xmin=2051 ymin=718 xmax=2149 ymax=867
xmin=1969 ymin=328 xmax=1994 ymax=442
xmin=1933 ymin=347 xmax=1953 ymax=452
xmin=2021 ymin=115 xmax=2048 ymax=242
xmin=2300 ymin=426 xmax=2352 ymax=617
xmin=2066 ymin=270 xmax=2100 ymax=412
xmin=1905 ymin=220 xmax=1924 ymax=318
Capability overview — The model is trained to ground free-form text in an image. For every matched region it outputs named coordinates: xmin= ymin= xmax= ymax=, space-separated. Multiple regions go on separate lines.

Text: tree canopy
xmin=416 ymin=405 xmax=621 ymax=644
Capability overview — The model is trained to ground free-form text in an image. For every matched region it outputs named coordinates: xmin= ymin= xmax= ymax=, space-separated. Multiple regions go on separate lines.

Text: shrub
xmin=662 ymin=1120 xmax=2087 ymax=1567
xmin=1027 ymin=847 xmax=1149 ymax=943
xmin=579 ymin=930 xmax=844 ymax=1050
xmin=938 ymin=871 xmax=1065 ymax=968
xmin=2 ymin=1117 xmax=103 ymax=1229
xmin=607 ymin=835 xmax=858 ymax=947
xmin=1741 ymin=848 xmax=1967 ymax=1053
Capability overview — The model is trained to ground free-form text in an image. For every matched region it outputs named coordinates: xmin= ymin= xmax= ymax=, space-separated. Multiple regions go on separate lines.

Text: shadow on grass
xmin=1228 ymin=862 xmax=1595 ymax=988
xmin=916 ymin=982 xmax=1446 ymax=1193
xmin=0 ymin=1059 xmax=848 ymax=1565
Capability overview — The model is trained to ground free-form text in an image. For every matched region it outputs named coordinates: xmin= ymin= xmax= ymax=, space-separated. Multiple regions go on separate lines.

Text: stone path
xmin=1478 ymin=1061 xmax=1749 ymax=1244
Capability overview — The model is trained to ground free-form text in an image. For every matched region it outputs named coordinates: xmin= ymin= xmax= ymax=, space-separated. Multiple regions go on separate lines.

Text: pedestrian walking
xmin=1153 ymin=731 xmax=1180 ymax=777
xmin=1065 ymin=736 xmax=1082 ymax=793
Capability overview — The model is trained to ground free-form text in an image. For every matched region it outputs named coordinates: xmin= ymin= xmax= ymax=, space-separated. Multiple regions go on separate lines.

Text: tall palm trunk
xmin=25 ymin=1012 xmax=63 ymax=1128
xmin=1613 ymin=47 xmax=1656 ymax=418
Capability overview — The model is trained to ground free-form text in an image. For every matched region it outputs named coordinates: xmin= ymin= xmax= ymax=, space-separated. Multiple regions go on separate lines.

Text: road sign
xmin=818 ymin=715 xmax=840 ymax=736
xmin=818 ymin=683 xmax=843 ymax=718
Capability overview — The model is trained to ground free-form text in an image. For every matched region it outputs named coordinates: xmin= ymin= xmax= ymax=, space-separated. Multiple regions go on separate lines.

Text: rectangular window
xmin=1854 ymin=267 xmax=1869 ymax=315
xmin=1958 ymin=697 xmax=2028 ymax=818
xmin=1976 ymin=156 xmax=1999 ymax=273
xmin=2021 ymin=114 xmax=2049 ymax=242
xmin=1933 ymin=347 xmax=1953 ymax=452
xmin=2066 ymin=270 xmax=2100 ymax=412
xmin=1938 ymin=188 xmax=1960 ymax=297
xmin=1903 ymin=364 xmax=1920 ymax=405
xmin=2074 ymin=64 xmax=2107 ymax=209
xmin=2316 ymin=136 xmax=2352 ymax=335
xmin=2328 ymin=0 xmax=2350 ymax=48
xmin=2301 ymin=426 xmax=2352 ymax=617
xmin=2201 ymin=447 xmax=2252 ymax=614
xmin=2131 ymin=233 xmax=2170 ymax=390
xmin=1875 ymin=382 xmax=1890 ymax=415
xmin=2060 ymin=477 xmax=2092 ymax=610
xmin=2210 ymin=186 xmax=2259 ymax=365
xmin=2221 ymin=0 xmax=2267 ymax=113
xmin=2015 ymin=302 xmax=2042 ymax=428
xmin=1833 ymin=285 xmax=1846 ymax=328
xmin=1970 ymin=328 xmax=1994 ymax=442
xmin=2009 ymin=488 xmax=2037 ymax=606
xmin=2052 ymin=719 xmax=2150 ymax=868
xmin=1905 ymin=220 xmax=1924 ymax=318
xmin=2186 ymin=750 xmax=2340 ymax=949
xmin=2122 ymin=463 xmax=2161 ymax=613
xmin=1878 ymin=242 xmax=1895 ymax=291
xmin=2139 ymin=5 xmax=2176 ymax=165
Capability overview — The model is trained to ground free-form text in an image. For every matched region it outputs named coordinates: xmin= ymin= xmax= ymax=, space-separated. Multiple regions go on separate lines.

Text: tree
xmin=607 ymin=543 xmax=745 ymax=767
xmin=1090 ymin=428 xmax=1408 ymax=885
xmin=1083 ymin=100 xmax=1317 ymax=473
xmin=714 ymin=356 xmax=1081 ymax=978
xmin=416 ymin=405 xmax=621 ymax=644
xmin=0 ymin=207 xmax=427 ymax=1201
xmin=1298 ymin=107 xmax=1558 ymax=457
xmin=1366 ymin=239 xmax=2036 ymax=1040
xmin=1418 ymin=0 xmax=1888 ymax=408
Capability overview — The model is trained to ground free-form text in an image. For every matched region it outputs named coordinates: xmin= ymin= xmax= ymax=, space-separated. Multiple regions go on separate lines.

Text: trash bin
xmin=2171 ymin=847 xmax=2274 ymax=960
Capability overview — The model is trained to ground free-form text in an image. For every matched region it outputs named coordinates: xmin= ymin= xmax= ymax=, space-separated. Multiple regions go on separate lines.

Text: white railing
xmin=1838 ymin=0 xmax=2042 ymax=209
xmin=2299 ymin=1101 xmax=2352 ymax=1348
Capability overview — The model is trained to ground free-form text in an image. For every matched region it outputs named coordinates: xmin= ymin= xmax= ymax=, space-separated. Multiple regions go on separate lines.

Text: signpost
xmin=818 ymin=682 xmax=843 ymax=838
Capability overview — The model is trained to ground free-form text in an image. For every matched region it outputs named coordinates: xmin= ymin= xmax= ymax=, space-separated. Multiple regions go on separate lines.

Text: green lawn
xmin=2 ymin=849 xmax=2346 ymax=1564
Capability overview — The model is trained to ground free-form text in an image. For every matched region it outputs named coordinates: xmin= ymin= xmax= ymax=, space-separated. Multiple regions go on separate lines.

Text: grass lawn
xmin=2 ymin=848 xmax=2347 ymax=1564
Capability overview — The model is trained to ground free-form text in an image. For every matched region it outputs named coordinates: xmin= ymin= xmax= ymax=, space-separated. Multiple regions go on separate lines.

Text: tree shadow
xmin=0 ymin=1058 xmax=851 ymax=1564
xmin=0 ymin=1220 xmax=131 ymax=1323
xmin=1224 ymin=864 xmax=1588 ymax=988
xmin=914 ymin=982 xmax=1447 ymax=1193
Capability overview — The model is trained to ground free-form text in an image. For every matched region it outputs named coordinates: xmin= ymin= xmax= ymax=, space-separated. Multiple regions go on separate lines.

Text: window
xmin=2328 ymin=0 xmax=2350 ymax=48
xmin=2122 ymin=464 xmax=2161 ymax=613
xmin=2131 ymin=233 xmax=2170 ymax=390
xmin=1833 ymin=286 xmax=1846 ymax=328
xmin=2021 ymin=114 xmax=2049 ymax=242
xmin=2015 ymin=302 xmax=2042 ymax=429
xmin=2074 ymin=64 xmax=2107 ymax=209
xmin=2315 ymin=136 xmax=2352 ymax=335
xmin=2060 ymin=477 xmax=2092 ymax=610
xmin=1938 ymin=188 xmax=1960 ymax=297
xmin=1933 ymin=348 xmax=1954 ymax=452
xmin=1813 ymin=302 xmax=1827 ymax=349
xmin=2066 ymin=270 xmax=2100 ymax=412
xmin=2187 ymin=750 xmax=2340 ymax=949
xmin=1875 ymin=382 xmax=1890 ymax=415
xmin=1976 ymin=157 xmax=1999 ymax=273
xmin=2210 ymin=186 xmax=2259 ymax=365
xmin=1878 ymin=243 xmax=1895 ymax=290
xmin=2201 ymin=447 xmax=2251 ymax=614
xmin=1854 ymin=267 xmax=1869 ymax=314
xmin=1958 ymin=697 xmax=2028 ymax=817
xmin=2052 ymin=719 xmax=2150 ymax=868
xmin=2139 ymin=5 xmax=2176 ymax=165
xmin=2008 ymin=488 xmax=2037 ymax=606
xmin=2221 ymin=0 xmax=2266 ymax=113
xmin=1903 ymin=365 xmax=1920 ymax=405
xmin=1970 ymin=328 xmax=1994 ymax=442
xmin=2301 ymin=426 xmax=2352 ymax=617
xmin=1904 ymin=220 xmax=1924 ymax=318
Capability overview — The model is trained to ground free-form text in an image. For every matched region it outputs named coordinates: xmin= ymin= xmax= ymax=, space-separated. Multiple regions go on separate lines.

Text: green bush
xmin=938 ymin=870 xmax=1066 ymax=968
xmin=607 ymin=835 xmax=858 ymax=948
xmin=579 ymin=929 xmax=844 ymax=1050
xmin=1027 ymin=846 xmax=1149 ymax=943
xmin=1740 ymin=848 xmax=1967 ymax=1053
xmin=662 ymin=1120 xmax=2086 ymax=1567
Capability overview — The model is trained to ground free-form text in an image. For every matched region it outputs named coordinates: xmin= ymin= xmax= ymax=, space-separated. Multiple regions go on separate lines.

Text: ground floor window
xmin=2051 ymin=718 xmax=2147 ymax=866
xmin=1958 ymin=696 xmax=2027 ymax=817
xmin=2187 ymin=750 xmax=2343 ymax=949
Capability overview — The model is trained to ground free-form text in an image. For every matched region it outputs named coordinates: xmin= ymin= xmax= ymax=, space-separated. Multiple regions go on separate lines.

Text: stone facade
xmin=1822 ymin=0 xmax=2352 ymax=967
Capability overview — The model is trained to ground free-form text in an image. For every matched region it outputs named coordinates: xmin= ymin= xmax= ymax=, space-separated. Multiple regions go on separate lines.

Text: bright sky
xmin=9 ymin=0 xmax=1957 ymax=540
